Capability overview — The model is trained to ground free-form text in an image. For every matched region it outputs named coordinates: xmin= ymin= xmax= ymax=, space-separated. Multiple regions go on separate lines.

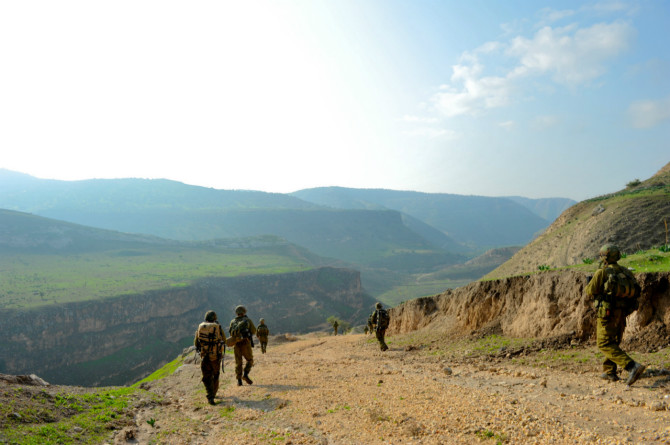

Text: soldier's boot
xmin=207 ymin=396 xmax=216 ymax=405
xmin=237 ymin=378 xmax=243 ymax=386
xmin=242 ymin=372 xmax=253 ymax=385
xmin=600 ymin=373 xmax=619 ymax=382
xmin=625 ymin=362 xmax=645 ymax=386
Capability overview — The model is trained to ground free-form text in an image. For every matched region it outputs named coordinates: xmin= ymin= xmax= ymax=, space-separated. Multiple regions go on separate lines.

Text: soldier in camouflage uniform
xmin=333 ymin=320 xmax=339 ymax=336
xmin=194 ymin=310 xmax=225 ymax=405
xmin=229 ymin=305 xmax=256 ymax=386
xmin=585 ymin=244 xmax=645 ymax=385
xmin=370 ymin=302 xmax=389 ymax=351
xmin=256 ymin=318 xmax=270 ymax=354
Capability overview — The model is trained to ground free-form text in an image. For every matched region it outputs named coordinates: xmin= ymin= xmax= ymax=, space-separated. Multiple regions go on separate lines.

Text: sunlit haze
xmin=1 ymin=0 xmax=668 ymax=200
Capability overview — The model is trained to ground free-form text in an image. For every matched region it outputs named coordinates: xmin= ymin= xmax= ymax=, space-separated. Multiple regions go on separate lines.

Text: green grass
xmin=0 ymin=246 xmax=312 ymax=309
xmin=1 ymin=387 xmax=153 ymax=445
xmin=133 ymin=354 xmax=186 ymax=387
xmin=565 ymin=247 xmax=670 ymax=274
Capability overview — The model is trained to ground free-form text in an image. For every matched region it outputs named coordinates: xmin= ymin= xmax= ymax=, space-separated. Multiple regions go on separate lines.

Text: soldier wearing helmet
xmin=194 ymin=310 xmax=225 ymax=405
xmin=585 ymin=244 xmax=645 ymax=386
xmin=256 ymin=318 xmax=270 ymax=354
xmin=370 ymin=302 xmax=390 ymax=351
xmin=228 ymin=305 xmax=256 ymax=386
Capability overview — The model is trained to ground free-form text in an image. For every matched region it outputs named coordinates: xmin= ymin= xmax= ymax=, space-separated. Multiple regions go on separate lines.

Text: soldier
xmin=333 ymin=320 xmax=339 ymax=336
xmin=370 ymin=302 xmax=390 ymax=351
xmin=585 ymin=244 xmax=645 ymax=386
xmin=256 ymin=318 xmax=270 ymax=354
xmin=364 ymin=325 xmax=369 ymax=335
xmin=194 ymin=310 xmax=225 ymax=405
xmin=228 ymin=305 xmax=256 ymax=386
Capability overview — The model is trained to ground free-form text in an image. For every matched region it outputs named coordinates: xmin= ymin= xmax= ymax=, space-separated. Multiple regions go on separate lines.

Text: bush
xmin=659 ymin=245 xmax=670 ymax=253
xmin=626 ymin=179 xmax=641 ymax=188
xmin=582 ymin=258 xmax=594 ymax=264
xmin=537 ymin=265 xmax=551 ymax=271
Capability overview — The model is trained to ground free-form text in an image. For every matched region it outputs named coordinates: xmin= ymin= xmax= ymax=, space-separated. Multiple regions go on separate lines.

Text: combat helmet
xmin=375 ymin=302 xmax=383 ymax=309
xmin=259 ymin=318 xmax=265 ymax=324
xmin=205 ymin=310 xmax=217 ymax=322
xmin=599 ymin=244 xmax=621 ymax=264
xmin=235 ymin=305 xmax=247 ymax=316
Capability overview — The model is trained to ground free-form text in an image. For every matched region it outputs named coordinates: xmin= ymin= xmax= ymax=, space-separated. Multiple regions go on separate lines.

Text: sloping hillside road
xmin=122 ymin=334 xmax=670 ymax=445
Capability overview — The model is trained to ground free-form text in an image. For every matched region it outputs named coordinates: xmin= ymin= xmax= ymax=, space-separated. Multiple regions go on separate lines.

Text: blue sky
xmin=0 ymin=0 xmax=668 ymax=201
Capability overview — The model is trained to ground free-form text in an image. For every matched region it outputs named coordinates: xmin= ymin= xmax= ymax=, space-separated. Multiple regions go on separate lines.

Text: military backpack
xmin=603 ymin=266 xmax=639 ymax=299
xmin=257 ymin=325 xmax=269 ymax=337
xmin=228 ymin=316 xmax=253 ymax=346
xmin=375 ymin=309 xmax=390 ymax=330
xmin=197 ymin=322 xmax=223 ymax=358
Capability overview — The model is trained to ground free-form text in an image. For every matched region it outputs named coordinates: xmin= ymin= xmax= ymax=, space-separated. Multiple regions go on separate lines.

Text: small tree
xmin=626 ymin=179 xmax=641 ymax=188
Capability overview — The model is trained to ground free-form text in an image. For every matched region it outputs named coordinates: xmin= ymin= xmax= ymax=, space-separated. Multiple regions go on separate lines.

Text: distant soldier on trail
xmin=333 ymin=320 xmax=339 ymax=336
xmin=585 ymin=244 xmax=645 ymax=386
xmin=370 ymin=302 xmax=390 ymax=351
xmin=194 ymin=310 xmax=225 ymax=405
xmin=228 ymin=305 xmax=257 ymax=386
xmin=364 ymin=325 xmax=369 ymax=335
xmin=367 ymin=314 xmax=374 ymax=335
xmin=256 ymin=318 xmax=270 ymax=354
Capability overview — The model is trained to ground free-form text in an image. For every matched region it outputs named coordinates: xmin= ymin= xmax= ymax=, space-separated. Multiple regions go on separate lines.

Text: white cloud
xmin=498 ymin=120 xmax=515 ymax=129
xmin=628 ymin=96 xmax=670 ymax=128
xmin=537 ymin=7 xmax=576 ymax=25
xmin=432 ymin=60 xmax=514 ymax=117
xmin=508 ymin=22 xmax=633 ymax=85
xmin=430 ymin=19 xmax=634 ymax=120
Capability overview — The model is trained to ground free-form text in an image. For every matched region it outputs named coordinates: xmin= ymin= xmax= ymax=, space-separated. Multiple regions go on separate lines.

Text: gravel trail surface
xmin=120 ymin=334 xmax=670 ymax=445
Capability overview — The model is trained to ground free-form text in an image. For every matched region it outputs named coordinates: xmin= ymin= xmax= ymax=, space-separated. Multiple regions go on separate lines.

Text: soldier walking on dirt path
xmin=228 ymin=305 xmax=256 ymax=386
xmin=585 ymin=244 xmax=645 ymax=386
xmin=256 ymin=318 xmax=270 ymax=354
xmin=194 ymin=310 xmax=225 ymax=405
xmin=370 ymin=302 xmax=390 ymax=351
xmin=333 ymin=320 xmax=339 ymax=336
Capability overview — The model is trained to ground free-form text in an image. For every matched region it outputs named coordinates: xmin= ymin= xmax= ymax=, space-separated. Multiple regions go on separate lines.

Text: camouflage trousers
xmin=375 ymin=329 xmax=388 ymax=351
xmin=596 ymin=308 xmax=634 ymax=375
xmin=258 ymin=339 xmax=268 ymax=354
xmin=200 ymin=356 xmax=222 ymax=400
xmin=234 ymin=339 xmax=254 ymax=378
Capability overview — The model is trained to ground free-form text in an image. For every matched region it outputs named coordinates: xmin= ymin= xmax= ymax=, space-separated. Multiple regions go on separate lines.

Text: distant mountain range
xmin=0 ymin=169 xmax=576 ymax=299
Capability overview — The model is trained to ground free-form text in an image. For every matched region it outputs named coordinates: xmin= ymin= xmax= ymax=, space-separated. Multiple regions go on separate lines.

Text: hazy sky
xmin=1 ymin=1 xmax=668 ymax=201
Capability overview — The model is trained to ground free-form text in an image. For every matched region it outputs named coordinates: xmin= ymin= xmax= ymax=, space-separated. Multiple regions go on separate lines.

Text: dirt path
xmin=119 ymin=334 xmax=670 ymax=445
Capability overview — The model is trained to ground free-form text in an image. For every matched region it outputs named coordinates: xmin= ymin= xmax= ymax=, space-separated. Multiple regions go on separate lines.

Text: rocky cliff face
xmin=389 ymin=271 xmax=670 ymax=352
xmin=0 ymin=267 xmax=374 ymax=386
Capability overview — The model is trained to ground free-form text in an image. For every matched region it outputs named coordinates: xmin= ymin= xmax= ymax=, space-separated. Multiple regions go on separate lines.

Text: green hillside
xmin=485 ymin=162 xmax=670 ymax=279
xmin=0 ymin=210 xmax=321 ymax=309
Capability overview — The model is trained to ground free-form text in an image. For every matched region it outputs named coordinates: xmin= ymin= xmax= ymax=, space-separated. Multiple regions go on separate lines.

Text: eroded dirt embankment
xmin=389 ymin=271 xmax=670 ymax=351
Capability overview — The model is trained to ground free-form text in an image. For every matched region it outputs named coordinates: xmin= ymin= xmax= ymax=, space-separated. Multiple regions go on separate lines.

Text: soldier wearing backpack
xmin=586 ymin=244 xmax=645 ymax=386
xmin=194 ymin=310 xmax=225 ymax=405
xmin=370 ymin=302 xmax=390 ymax=351
xmin=228 ymin=305 xmax=257 ymax=386
xmin=256 ymin=318 xmax=270 ymax=354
